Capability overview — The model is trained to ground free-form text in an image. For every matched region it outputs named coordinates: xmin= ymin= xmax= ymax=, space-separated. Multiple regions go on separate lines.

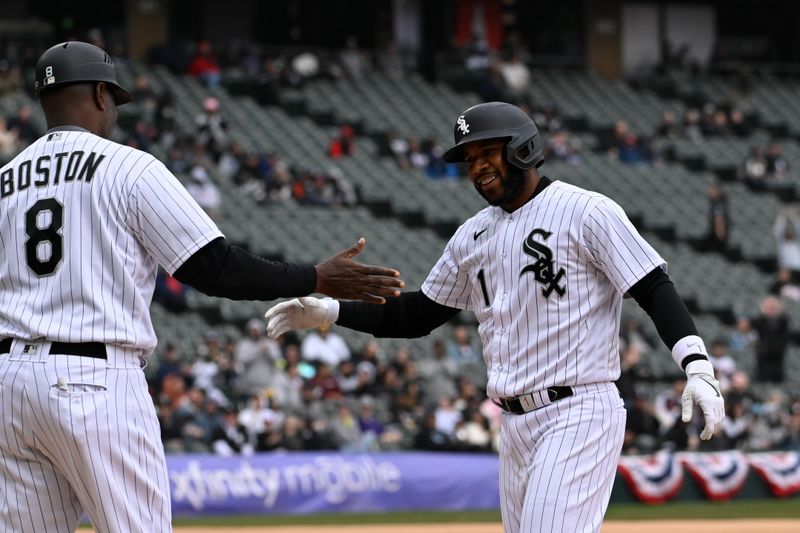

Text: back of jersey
xmin=0 ymin=129 xmax=221 ymax=353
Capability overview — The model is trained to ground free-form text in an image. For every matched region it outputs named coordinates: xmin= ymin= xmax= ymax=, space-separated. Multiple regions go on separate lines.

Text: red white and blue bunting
xmin=618 ymin=451 xmax=800 ymax=503
xmin=748 ymin=452 xmax=800 ymax=497
xmin=679 ymin=451 xmax=749 ymax=501
xmin=617 ymin=450 xmax=683 ymax=503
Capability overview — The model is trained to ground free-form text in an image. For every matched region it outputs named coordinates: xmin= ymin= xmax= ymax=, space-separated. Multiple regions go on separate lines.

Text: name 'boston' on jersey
xmin=422 ymin=180 xmax=665 ymax=399
xmin=0 ymin=129 xmax=222 ymax=354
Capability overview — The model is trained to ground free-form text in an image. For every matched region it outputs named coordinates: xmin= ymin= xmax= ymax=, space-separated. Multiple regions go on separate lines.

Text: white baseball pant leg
xmin=0 ymin=348 xmax=172 ymax=533
xmin=499 ymin=382 xmax=626 ymax=533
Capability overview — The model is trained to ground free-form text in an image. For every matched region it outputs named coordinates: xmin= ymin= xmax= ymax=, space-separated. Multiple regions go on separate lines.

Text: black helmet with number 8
xmin=442 ymin=102 xmax=544 ymax=170
xmin=35 ymin=41 xmax=132 ymax=105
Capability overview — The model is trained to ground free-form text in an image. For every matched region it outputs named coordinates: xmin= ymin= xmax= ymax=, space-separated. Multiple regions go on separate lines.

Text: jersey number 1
xmin=25 ymin=198 xmax=64 ymax=276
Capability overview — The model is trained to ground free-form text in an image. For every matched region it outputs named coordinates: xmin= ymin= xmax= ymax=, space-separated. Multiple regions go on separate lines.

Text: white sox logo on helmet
xmin=457 ymin=115 xmax=470 ymax=135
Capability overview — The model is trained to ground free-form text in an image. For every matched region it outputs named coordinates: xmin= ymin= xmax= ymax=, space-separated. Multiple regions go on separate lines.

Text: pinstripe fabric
xmin=421 ymin=180 xmax=665 ymax=399
xmin=0 ymin=354 xmax=171 ymax=532
xmin=421 ymin=179 xmax=664 ymax=531
xmin=0 ymin=131 xmax=222 ymax=354
xmin=499 ymin=383 xmax=625 ymax=533
xmin=0 ymin=130 xmax=221 ymax=531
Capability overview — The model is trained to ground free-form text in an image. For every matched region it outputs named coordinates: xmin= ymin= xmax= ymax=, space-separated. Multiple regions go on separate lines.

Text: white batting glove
xmin=681 ymin=359 xmax=725 ymax=440
xmin=264 ymin=297 xmax=340 ymax=339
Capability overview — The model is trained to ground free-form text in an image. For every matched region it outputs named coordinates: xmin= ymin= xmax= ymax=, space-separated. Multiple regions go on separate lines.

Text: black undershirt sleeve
xmin=337 ymin=290 xmax=461 ymax=338
xmin=627 ymin=267 xmax=698 ymax=351
xmin=173 ymin=237 xmax=317 ymax=300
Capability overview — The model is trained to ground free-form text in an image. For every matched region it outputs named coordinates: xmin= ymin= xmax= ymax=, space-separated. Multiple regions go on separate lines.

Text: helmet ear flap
xmin=506 ymin=136 xmax=541 ymax=170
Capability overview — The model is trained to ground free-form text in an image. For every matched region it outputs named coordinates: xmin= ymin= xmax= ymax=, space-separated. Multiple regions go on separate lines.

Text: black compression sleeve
xmin=173 ymin=237 xmax=317 ymax=300
xmin=337 ymin=290 xmax=460 ymax=338
xmin=628 ymin=268 xmax=698 ymax=350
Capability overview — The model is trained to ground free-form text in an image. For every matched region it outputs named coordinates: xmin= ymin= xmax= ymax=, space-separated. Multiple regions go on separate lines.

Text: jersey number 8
xmin=25 ymin=198 xmax=64 ymax=277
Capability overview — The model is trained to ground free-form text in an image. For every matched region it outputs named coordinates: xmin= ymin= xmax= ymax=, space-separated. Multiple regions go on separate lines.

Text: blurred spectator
xmin=211 ymin=408 xmax=252 ymax=456
xmin=270 ymin=361 xmax=305 ymax=411
xmin=616 ymin=342 xmax=645 ymax=407
xmin=330 ymin=404 xmax=368 ymax=451
xmin=195 ymin=97 xmax=229 ymax=160
xmin=738 ymin=146 xmax=768 ymax=190
xmin=653 ymin=380 xmax=688 ymax=448
xmin=153 ymin=268 xmax=189 ymax=312
xmin=7 ymin=105 xmax=38 ymax=146
xmin=620 ymin=318 xmax=656 ymax=357
xmin=623 ymin=396 xmax=661 ymax=454
xmin=705 ymin=183 xmax=729 ymax=252
xmin=729 ymin=317 xmax=758 ymax=355
xmin=729 ymin=109 xmax=751 ymax=137
xmin=720 ymin=401 xmax=751 ymax=449
xmin=413 ymin=411 xmax=453 ymax=451
xmin=301 ymin=324 xmax=351 ymax=367
xmin=708 ymin=338 xmax=737 ymax=393
xmin=434 ymin=397 xmax=462 ymax=439
xmin=463 ymin=34 xmax=492 ymax=72
xmin=446 ymin=325 xmax=482 ymax=365
xmin=339 ymin=36 xmax=369 ymax=79
xmin=751 ymin=296 xmax=790 ymax=383
xmin=774 ymin=206 xmax=800 ymax=275
xmin=657 ymin=110 xmax=681 ymax=138
xmin=328 ymin=125 xmax=355 ymax=159
xmin=234 ymin=318 xmax=282 ymax=397
xmin=375 ymin=43 xmax=406 ymax=79
xmin=306 ymin=363 xmax=343 ymax=400
xmin=545 ymin=130 xmax=583 ymax=165
xmin=766 ymin=143 xmax=789 ymax=178
xmin=770 ymin=268 xmax=800 ymax=302
xmin=188 ymin=41 xmax=222 ymax=88
xmin=0 ymin=119 xmax=19 ymax=159
xmin=454 ymin=409 xmax=493 ymax=452
xmin=682 ymin=108 xmax=703 ymax=140
xmin=0 ymin=60 xmax=23 ymax=97
xmin=237 ymin=394 xmax=283 ymax=451
xmin=417 ymin=339 xmax=458 ymax=403
xmin=186 ymin=165 xmax=222 ymax=218
xmin=499 ymin=52 xmax=531 ymax=98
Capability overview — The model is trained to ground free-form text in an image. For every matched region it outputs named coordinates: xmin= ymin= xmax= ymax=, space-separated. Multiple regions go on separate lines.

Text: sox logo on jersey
xmin=421 ymin=177 xmax=666 ymax=532
xmin=519 ymin=228 xmax=566 ymax=297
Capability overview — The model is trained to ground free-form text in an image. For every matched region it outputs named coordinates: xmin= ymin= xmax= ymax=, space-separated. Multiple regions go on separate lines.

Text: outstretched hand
xmin=314 ymin=237 xmax=404 ymax=304
xmin=264 ymin=297 xmax=337 ymax=338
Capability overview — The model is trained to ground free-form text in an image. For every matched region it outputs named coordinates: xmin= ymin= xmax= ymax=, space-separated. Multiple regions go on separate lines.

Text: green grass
xmin=606 ymin=499 xmax=800 ymax=520
xmin=77 ymin=499 xmax=800 ymax=528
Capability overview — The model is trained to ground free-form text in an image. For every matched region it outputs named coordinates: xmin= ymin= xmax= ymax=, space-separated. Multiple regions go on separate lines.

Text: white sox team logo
xmin=520 ymin=228 xmax=566 ymax=298
xmin=456 ymin=115 xmax=470 ymax=135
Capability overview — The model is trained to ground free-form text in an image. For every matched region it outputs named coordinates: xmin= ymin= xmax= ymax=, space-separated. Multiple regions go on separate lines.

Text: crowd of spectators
xmin=147 ymin=320 xmax=495 ymax=456
xmin=2 ymin=34 xmax=799 ymax=460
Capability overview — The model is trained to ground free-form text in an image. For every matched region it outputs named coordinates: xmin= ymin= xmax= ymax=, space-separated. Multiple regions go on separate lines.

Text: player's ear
xmin=93 ymin=82 xmax=107 ymax=111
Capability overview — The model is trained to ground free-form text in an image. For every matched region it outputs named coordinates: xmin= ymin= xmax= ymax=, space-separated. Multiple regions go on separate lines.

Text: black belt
xmin=0 ymin=338 xmax=107 ymax=360
xmin=495 ymin=386 xmax=574 ymax=415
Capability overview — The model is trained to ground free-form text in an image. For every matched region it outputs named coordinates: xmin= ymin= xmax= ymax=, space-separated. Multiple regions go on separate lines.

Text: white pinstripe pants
xmin=499 ymin=382 xmax=625 ymax=533
xmin=0 ymin=352 xmax=171 ymax=532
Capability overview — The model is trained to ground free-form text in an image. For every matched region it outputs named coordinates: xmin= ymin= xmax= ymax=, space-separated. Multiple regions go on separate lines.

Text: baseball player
xmin=265 ymin=102 xmax=725 ymax=532
xmin=0 ymin=41 xmax=403 ymax=533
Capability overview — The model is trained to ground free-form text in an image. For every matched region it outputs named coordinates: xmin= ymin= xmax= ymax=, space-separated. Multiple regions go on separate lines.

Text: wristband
xmin=323 ymin=298 xmax=340 ymax=325
xmin=672 ymin=334 xmax=709 ymax=370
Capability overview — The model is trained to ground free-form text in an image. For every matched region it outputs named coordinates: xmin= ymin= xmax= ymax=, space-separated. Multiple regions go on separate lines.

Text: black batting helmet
xmin=35 ymin=41 xmax=132 ymax=105
xmin=442 ymin=102 xmax=544 ymax=170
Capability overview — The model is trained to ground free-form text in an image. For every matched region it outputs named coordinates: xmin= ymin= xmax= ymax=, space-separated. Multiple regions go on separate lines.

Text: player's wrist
xmin=685 ymin=359 xmax=715 ymax=377
xmin=321 ymin=298 xmax=340 ymax=325
xmin=672 ymin=334 xmax=709 ymax=370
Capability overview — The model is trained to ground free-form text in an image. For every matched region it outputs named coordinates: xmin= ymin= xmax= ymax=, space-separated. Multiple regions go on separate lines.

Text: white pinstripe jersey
xmin=0 ymin=129 xmax=222 ymax=354
xmin=422 ymin=179 xmax=665 ymax=400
